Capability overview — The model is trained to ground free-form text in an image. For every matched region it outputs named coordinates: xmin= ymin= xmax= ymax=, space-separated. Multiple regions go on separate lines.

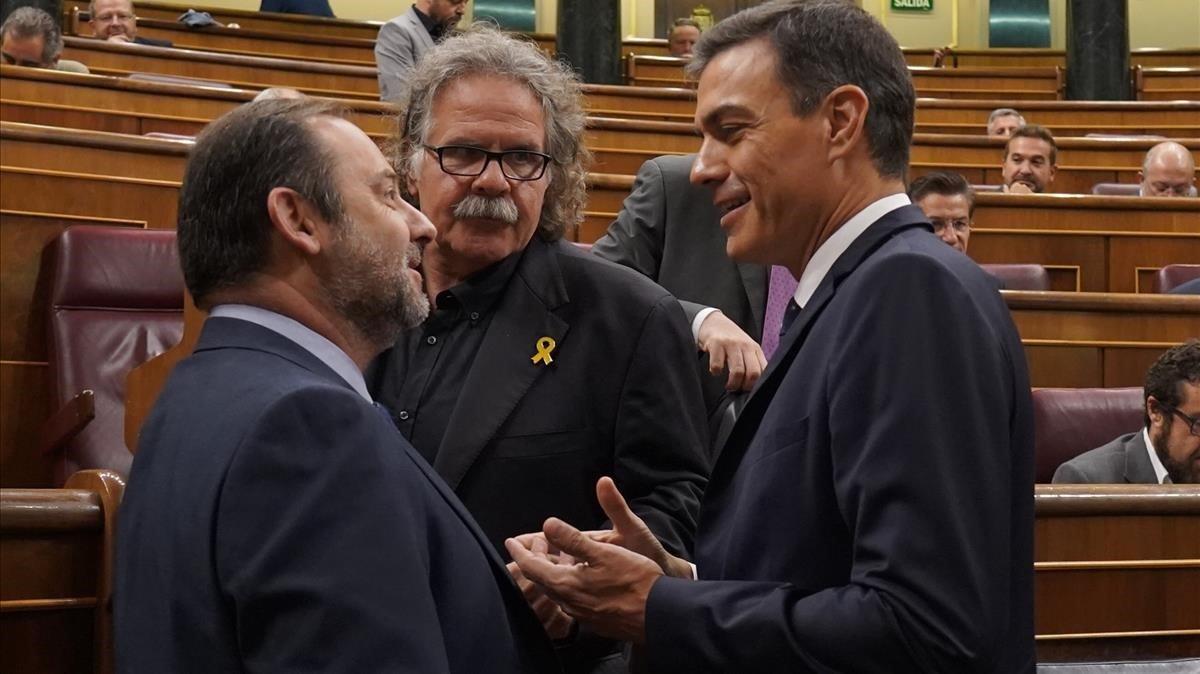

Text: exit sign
xmin=892 ymin=0 xmax=933 ymax=10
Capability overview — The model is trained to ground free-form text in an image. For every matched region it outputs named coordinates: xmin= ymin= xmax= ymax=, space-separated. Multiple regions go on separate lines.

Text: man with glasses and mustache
xmin=1055 ymin=340 xmax=1200 ymax=484
xmin=369 ymin=26 xmax=710 ymax=674
xmin=88 ymin=0 xmax=173 ymax=47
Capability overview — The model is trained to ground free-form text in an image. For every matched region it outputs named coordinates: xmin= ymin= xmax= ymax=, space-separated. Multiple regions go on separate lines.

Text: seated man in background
xmin=1140 ymin=141 xmax=1198 ymax=197
xmin=908 ymin=171 xmax=975 ymax=253
xmin=1054 ymin=340 xmax=1200 ymax=484
xmin=376 ymin=0 xmax=467 ymax=103
xmin=89 ymin=0 xmax=173 ymax=47
xmin=987 ymin=107 xmax=1025 ymax=137
xmin=371 ymin=26 xmax=709 ymax=673
xmin=115 ymin=98 xmax=559 ymax=673
xmin=1002 ymin=124 xmax=1057 ymax=194
xmin=1 ymin=7 xmax=89 ymax=73
xmin=259 ymin=0 xmax=335 ymax=18
xmin=667 ymin=18 xmax=701 ymax=57
xmin=592 ymin=153 xmax=769 ymax=406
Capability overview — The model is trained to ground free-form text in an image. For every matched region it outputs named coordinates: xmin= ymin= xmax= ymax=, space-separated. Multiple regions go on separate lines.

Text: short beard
xmin=322 ymin=226 xmax=429 ymax=349
xmin=453 ymin=194 xmax=519 ymax=225
xmin=1150 ymin=420 xmax=1200 ymax=484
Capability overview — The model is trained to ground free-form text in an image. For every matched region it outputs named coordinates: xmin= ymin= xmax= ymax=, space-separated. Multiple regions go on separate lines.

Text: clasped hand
xmin=505 ymin=477 xmax=692 ymax=644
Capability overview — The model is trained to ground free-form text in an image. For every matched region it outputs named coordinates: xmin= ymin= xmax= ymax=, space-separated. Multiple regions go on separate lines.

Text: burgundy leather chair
xmin=1031 ymin=387 xmax=1144 ymax=483
xmin=42 ymin=226 xmax=184 ymax=484
xmin=980 ymin=263 xmax=1051 ymax=290
xmin=1091 ymin=182 xmax=1141 ymax=196
xmin=1153 ymin=264 xmax=1200 ymax=293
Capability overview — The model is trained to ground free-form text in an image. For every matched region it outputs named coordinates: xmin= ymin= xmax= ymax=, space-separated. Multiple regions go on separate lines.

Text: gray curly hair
xmin=1 ymin=7 xmax=64 ymax=65
xmin=394 ymin=24 xmax=590 ymax=241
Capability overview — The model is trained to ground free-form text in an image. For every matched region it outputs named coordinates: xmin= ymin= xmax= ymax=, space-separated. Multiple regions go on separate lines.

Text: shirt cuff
xmin=690 ymin=307 xmax=721 ymax=343
xmin=688 ymin=561 xmax=698 ymax=580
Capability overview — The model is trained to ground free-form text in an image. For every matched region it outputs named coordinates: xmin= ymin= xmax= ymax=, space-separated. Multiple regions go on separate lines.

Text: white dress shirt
xmin=1143 ymin=427 xmax=1171 ymax=484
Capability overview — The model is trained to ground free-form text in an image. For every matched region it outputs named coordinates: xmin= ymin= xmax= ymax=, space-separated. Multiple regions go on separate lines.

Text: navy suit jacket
xmin=115 ymin=317 xmax=559 ymax=673
xmin=644 ymin=205 xmax=1036 ymax=672
xmin=259 ymin=0 xmax=335 ymax=17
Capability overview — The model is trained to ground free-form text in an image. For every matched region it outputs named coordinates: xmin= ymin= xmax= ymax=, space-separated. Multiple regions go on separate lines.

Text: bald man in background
xmin=1140 ymin=141 xmax=1197 ymax=198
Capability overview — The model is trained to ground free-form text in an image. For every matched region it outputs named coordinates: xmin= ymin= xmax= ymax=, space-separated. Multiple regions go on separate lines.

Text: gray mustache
xmin=453 ymin=194 xmax=519 ymax=224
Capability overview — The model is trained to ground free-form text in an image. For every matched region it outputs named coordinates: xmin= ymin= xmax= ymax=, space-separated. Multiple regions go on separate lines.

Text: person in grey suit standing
xmin=1054 ymin=340 xmax=1200 ymax=484
xmin=592 ymin=154 xmax=773 ymax=400
xmin=375 ymin=0 xmax=467 ymax=103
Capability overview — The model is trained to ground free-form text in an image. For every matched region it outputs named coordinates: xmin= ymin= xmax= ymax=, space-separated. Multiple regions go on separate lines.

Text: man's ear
xmin=823 ymin=84 xmax=870 ymax=165
xmin=1147 ymin=396 xmax=1164 ymax=428
xmin=266 ymin=187 xmax=324 ymax=256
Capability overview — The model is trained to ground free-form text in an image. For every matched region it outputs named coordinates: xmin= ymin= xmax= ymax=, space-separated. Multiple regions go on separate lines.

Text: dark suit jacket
xmin=115 ymin=317 xmax=559 ymax=674
xmin=258 ymin=0 xmax=335 ymax=17
xmin=592 ymin=154 xmax=767 ymax=340
xmin=372 ymin=237 xmax=710 ymax=558
xmin=592 ymin=154 xmax=768 ymax=413
xmin=644 ymin=205 xmax=1036 ymax=673
xmin=1052 ymin=431 xmax=1158 ymax=483
xmin=132 ymin=35 xmax=173 ymax=48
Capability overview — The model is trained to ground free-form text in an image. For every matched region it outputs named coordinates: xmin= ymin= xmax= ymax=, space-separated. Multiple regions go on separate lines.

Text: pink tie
xmin=761 ymin=266 xmax=798 ymax=360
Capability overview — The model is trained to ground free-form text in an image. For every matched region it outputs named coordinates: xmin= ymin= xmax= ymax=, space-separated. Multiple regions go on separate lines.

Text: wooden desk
xmin=1136 ymin=66 xmax=1200 ymax=102
xmin=1034 ymin=485 xmax=1200 ymax=662
xmin=0 ymin=471 xmax=124 ymax=673
xmin=62 ymin=0 xmax=384 ymax=40
xmin=905 ymin=47 xmax=1199 ymax=69
xmin=68 ymin=10 xmax=376 ymax=66
xmin=1005 ymin=291 xmax=1200 ymax=388
xmin=59 ymin=37 xmax=379 ymax=99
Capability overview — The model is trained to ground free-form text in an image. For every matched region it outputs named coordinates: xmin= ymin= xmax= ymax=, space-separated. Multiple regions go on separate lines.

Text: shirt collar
xmin=794 ymin=193 xmax=912 ymax=308
xmin=210 ymin=304 xmax=372 ymax=402
xmin=1142 ymin=427 xmax=1171 ymax=484
xmin=436 ymin=247 xmax=524 ymax=319
xmin=411 ymin=4 xmax=448 ymax=40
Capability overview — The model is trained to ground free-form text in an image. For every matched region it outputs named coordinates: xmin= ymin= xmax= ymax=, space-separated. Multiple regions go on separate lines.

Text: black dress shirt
xmin=384 ymin=249 xmax=523 ymax=463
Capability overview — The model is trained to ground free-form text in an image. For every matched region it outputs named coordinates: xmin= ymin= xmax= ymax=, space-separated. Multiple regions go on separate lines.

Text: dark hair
xmin=1 ymin=6 xmax=63 ymax=64
xmin=907 ymin=171 xmax=976 ymax=217
xmin=178 ymin=98 xmax=348 ymax=307
xmin=686 ymin=0 xmax=915 ymax=179
xmin=1004 ymin=124 xmax=1057 ymax=165
xmin=1144 ymin=339 xmax=1200 ymax=428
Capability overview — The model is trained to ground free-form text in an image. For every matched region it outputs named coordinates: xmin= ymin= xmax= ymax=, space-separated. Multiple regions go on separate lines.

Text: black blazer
xmin=115 ymin=317 xmax=559 ymax=673
xmin=372 ymin=237 xmax=711 ymax=558
xmin=644 ymin=206 xmax=1036 ymax=673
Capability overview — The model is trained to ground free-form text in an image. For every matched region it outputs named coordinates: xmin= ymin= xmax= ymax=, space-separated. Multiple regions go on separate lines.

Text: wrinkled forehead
xmin=1007 ymin=137 xmax=1052 ymax=158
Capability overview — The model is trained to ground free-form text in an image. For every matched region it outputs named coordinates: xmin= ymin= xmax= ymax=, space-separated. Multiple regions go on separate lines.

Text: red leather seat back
xmin=1032 ymin=387 xmax=1144 ymax=483
xmin=44 ymin=226 xmax=184 ymax=484
xmin=980 ymin=263 xmax=1051 ymax=290
xmin=1154 ymin=264 xmax=1200 ymax=293
xmin=1091 ymin=182 xmax=1141 ymax=196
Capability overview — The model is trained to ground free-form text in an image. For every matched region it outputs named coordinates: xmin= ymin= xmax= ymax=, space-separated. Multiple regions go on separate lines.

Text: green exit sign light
xmin=892 ymin=0 xmax=933 ymax=11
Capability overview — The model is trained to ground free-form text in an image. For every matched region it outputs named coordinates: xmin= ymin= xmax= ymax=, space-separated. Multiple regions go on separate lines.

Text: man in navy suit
xmin=115 ymin=98 xmax=559 ymax=673
xmin=510 ymin=2 xmax=1035 ymax=672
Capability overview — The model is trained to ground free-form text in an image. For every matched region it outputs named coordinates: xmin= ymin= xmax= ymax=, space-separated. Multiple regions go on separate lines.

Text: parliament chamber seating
xmin=1154 ymin=264 xmax=1200 ymax=293
xmin=42 ymin=227 xmax=184 ymax=484
xmin=1030 ymin=387 xmax=1143 ymax=483
xmin=981 ymin=263 xmax=1052 ymax=290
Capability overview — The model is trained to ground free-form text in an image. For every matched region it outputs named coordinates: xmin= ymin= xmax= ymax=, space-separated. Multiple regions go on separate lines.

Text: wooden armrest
xmin=39 ymin=390 xmax=97 ymax=456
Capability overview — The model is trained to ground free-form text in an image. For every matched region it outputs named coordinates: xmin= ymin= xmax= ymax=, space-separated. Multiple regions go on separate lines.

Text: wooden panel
xmin=971 ymin=193 xmax=1200 ymax=233
xmin=1033 ymin=486 xmax=1200 ymax=661
xmin=0 ymin=168 xmax=179 ymax=230
xmin=1138 ymin=67 xmax=1200 ymax=102
xmin=0 ymin=363 xmax=52 ymax=488
xmin=69 ymin=11 xmax=377 ymax=66
xmin=62 ymin=0 xmax=385 ymax=40
xmin=0 ymin=609 xmax=95 ymax=674
xmin=1023 ymin=345 xmax=1102 ymax=388
xmin=60 ymin=38 xmax=379 ymax=99
xmin=1 ymin=129 xmax=188 ymax=182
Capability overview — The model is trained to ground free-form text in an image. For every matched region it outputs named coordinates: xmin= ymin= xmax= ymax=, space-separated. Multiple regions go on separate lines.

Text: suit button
xmin=426 ymin=335 xmax=437 ymax=345
xmin=470 ymin=312 xmax=480 ymax=321
xmin=397 ymin=410 xmax=410 ymax=420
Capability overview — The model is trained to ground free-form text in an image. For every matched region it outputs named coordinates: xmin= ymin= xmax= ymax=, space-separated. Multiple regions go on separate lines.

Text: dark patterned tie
xmin=761 ymin=265 xmax=799 ymax=359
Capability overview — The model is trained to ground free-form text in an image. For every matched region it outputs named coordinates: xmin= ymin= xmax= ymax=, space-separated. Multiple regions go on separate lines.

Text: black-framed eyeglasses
xmin=1161 ymin=405 xmax=1200 ymax=437
xmin=424 ymin=145 xmax=552 ymax=181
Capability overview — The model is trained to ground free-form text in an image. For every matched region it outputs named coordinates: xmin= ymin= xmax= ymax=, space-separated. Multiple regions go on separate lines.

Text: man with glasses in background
xmin=89 ymin=0 xmax=172 ymax=46
xmin=369 ymin=26 xmax=709 ymax=674
xmin=1055 ymin=340 xmax=1200 ymax=484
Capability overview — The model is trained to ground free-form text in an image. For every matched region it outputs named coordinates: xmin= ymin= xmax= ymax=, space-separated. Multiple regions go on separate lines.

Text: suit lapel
xmin=1124 ymin=431 xmax=1160 ymax=483
xmin=739 ymin=262 xmax=767 ymax=342
xmin=434 ymin=238 xmax=570 ymax=489
xmin=405 ymin=8 xmax=436 ymax=51
xmin=708 ymin=206 xmax=929 ymax=490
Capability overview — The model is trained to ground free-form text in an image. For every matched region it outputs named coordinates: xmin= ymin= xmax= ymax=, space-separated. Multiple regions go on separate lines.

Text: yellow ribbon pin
xmin=531 ymin=336 xmax=556 ymax=366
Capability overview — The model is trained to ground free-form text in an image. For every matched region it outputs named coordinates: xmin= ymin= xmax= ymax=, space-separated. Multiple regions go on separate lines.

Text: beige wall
xmin=140 ymin=0 xmax=1199 ymax=48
